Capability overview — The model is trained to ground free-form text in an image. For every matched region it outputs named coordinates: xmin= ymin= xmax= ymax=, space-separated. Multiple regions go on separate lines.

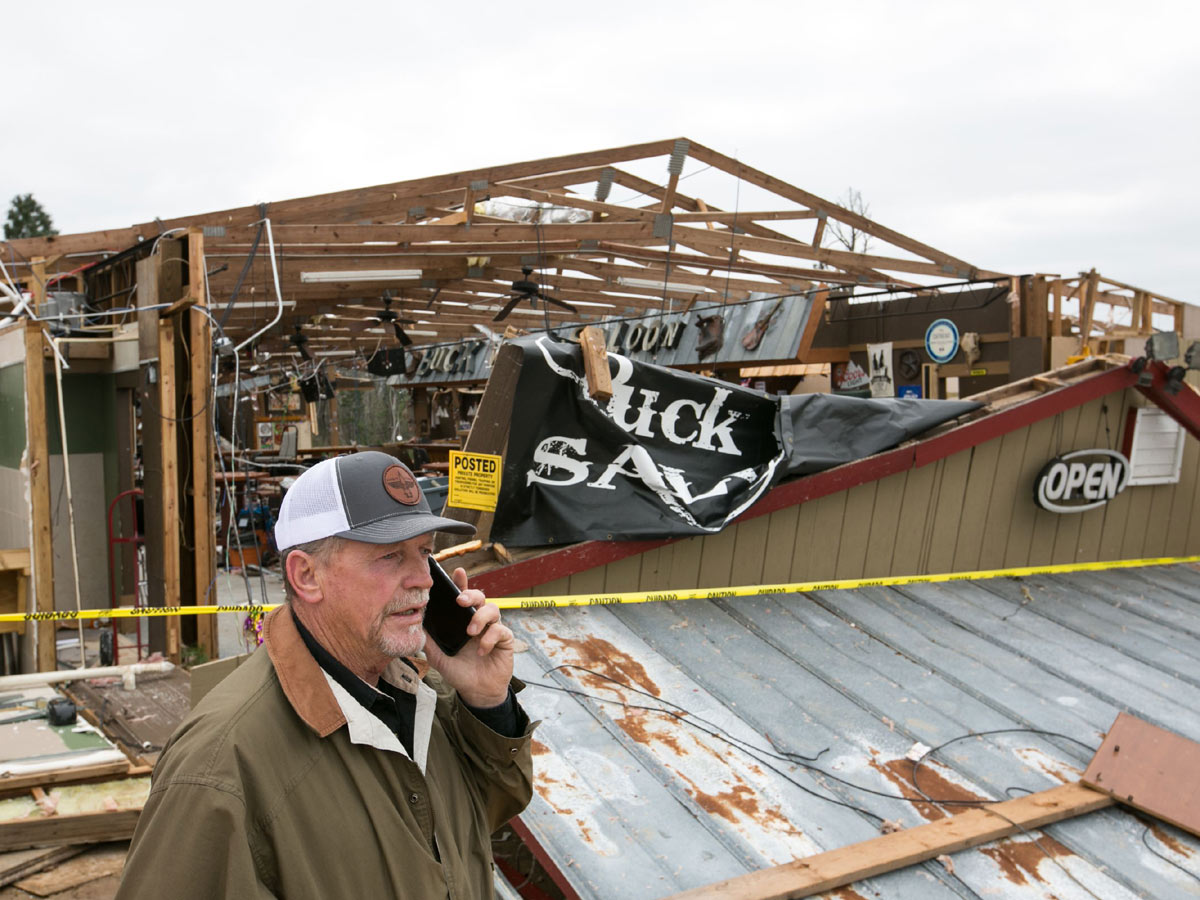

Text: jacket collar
xmin=263 ymin=604 xmax=430 ymax=738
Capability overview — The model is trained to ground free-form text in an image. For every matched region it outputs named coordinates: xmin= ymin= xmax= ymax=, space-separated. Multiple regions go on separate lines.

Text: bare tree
xmin=825 ymin=188 xmax=874 ymax=255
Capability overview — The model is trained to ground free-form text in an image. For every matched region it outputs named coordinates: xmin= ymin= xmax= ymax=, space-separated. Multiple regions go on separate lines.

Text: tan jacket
xmin=117 ymin=606 xmax=534 ymax=899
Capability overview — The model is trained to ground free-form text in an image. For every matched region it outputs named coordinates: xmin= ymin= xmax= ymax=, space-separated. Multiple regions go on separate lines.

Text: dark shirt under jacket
xmin=292 ymin=612 xmax=520 ymax=757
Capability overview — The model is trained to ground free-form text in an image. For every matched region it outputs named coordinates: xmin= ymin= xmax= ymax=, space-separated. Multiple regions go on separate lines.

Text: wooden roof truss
xmin=1 ymin=138 xmax=1008 ymax=365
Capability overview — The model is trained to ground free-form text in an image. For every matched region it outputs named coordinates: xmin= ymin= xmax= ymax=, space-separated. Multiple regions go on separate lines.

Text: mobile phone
xmin=424 ymin=558 xmax=476 ymax=656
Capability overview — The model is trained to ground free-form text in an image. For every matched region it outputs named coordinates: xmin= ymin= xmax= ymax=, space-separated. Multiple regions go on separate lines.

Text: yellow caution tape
xmin=0 ymin=555 xmax=1196 ymax=623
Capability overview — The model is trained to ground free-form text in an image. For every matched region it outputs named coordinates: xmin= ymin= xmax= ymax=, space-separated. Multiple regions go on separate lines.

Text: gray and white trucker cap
xmin=274 ymin=451 xmax=475 ymax=551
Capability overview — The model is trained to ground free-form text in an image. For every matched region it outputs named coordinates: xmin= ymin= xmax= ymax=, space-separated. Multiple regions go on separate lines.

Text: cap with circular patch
xmin=274 ymin=451 xmax=475 ymax=551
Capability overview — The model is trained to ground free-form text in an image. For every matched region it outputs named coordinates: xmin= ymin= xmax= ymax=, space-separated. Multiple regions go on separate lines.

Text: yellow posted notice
xmin=448 ymin=451 xmax=503 ymax=512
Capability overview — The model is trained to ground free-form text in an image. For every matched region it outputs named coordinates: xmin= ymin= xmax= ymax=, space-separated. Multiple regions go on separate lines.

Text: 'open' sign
xmin=1034 ymin=449 xmax=1130 ymax=513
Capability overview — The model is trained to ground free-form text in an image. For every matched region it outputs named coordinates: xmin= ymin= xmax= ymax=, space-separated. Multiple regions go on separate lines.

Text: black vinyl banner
xmin=491 ymin=336 xmax=785 ymax=545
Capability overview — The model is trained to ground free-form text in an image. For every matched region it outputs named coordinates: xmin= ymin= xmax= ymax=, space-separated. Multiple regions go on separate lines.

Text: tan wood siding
xmin=834 ymin=482 xmax=877 ymax=579
xmin=862 ymin=471 xmax=907 ymax=577
xmin=761 ymin=505 xmax=800 ymax=585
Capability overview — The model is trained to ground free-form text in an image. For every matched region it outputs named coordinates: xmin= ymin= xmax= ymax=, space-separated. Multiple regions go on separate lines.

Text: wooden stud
xmin=157 ymin=315 xmax=181 ymax=663
xmin=29 ymin=258 xmax=47 ymax=308
xmin=23 ymin=321 xmax=54 ymax=672
xmin=1079 ymin=268 xmax=1099 ymax=350
xmin=187 ymin=231 xmax=217 ymax=658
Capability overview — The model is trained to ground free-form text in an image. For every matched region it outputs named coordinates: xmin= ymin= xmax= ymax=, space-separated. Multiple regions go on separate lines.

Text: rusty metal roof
xmin=509 ymin=563 xmax=1200 ymax=899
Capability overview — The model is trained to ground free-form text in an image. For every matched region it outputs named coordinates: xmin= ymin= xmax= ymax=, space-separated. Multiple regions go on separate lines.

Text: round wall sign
xmin=925 ymin=318 xmax=960 ymax=364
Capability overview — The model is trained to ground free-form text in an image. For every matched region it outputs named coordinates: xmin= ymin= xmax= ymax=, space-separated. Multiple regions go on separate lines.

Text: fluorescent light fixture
xmin=300 ymin=269 xmax=422 ymax=284
xmin=226 ymin=300 xmax=296 ymax=310
xmin=406 ymin=330 xmax=439 ymax=337
xmin=618 ymin=277 xmax=708 ymax=292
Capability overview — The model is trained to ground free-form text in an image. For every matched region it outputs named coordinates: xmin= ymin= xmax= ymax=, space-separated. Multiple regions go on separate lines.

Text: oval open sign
xmin=1034 ymin=449 xmax=1130 ymax=514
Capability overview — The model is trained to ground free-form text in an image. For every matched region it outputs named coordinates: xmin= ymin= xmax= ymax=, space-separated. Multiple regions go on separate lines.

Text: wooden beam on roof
xmin=665 ymin=783 xmax=1113 ymax=900
xmin=1096 ymin=274 xmax=1186 ymax=306
xmin=670 ymin=224 xmax=1001 ymax=281
xmin=687 ymin=141 xmax=982 ymax=275
xmin=212 ymin=221 xmax=660 ymax=245
xmin=4 ymin=138 xmax=686 ymax=259
xmin=670 ymin=209 xmax=820 ymax=224
xmin=489 ymin=182 xmax=658 ymax=222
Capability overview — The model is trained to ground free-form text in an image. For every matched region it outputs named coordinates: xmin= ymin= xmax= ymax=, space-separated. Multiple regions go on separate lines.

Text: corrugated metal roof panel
xmin=509 ymin=564 xmax=1200 ymax=898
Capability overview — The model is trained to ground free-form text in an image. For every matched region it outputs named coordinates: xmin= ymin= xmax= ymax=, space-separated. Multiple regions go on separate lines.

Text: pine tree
xmin=4 ymin=194 xmax=57 ymax=239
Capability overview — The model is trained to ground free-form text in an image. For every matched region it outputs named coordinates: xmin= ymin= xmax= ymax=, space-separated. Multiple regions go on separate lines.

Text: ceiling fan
xmin=492 ymin=266 xmax=577 ymax=322
xmin=287 ymin=324 xmax=312 ymax=361
xmin=353 ymin=291 xmax=416 ymax=346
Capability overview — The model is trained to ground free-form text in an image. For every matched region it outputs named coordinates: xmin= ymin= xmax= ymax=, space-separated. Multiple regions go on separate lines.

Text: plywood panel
xmin=760 ymin=505 xmax=799 ymax=585
xmin=833 ymin=482 xmax=876 ymax=579
xmin=48 ymin=454 xmax=109 ymax=610
xmin=950 ymin=439 xmax=1002 ymax=572
xmin=889 ymin=463 xmax=937 ymax=575
xmin=730 ymin=514 xmax=770 ymax=586
xmin=1003 ymin=416 xmax=1056 ymax=567
xmin=696 ymin=526 xmax=737 ymax=588
xmin=861 ymin=471 xmax=906 ymax=578
xmin=806 ymin=493 xmax=846 ymax=580
xmin=976 ymin=427 xmax=1031 ymax=571
xmin=925 ymin=451 xmax=972 ymax=574
xmin=1082 ymin=712 xmax=1200 ymax=838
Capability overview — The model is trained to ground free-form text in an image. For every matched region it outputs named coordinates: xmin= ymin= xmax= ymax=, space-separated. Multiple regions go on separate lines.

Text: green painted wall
xmin=0 ymin=363 xmax=25 ymax=469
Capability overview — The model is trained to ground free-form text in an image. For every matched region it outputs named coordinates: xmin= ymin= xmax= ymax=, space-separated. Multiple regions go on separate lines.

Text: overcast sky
xmin=5 ymin=1 xmax=1197 ymax=304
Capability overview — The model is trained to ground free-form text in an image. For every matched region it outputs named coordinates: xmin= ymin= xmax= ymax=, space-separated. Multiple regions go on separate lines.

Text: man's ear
xmin=286 ymin=550 xmax=324 ymax=605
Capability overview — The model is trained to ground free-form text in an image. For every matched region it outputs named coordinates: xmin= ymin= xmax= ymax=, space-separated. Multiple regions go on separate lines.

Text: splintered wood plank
xmin=0 ymin=810 xmax=140 ymax=852
xmin=14 ymin=843 xmax=126 ymax=896
xmin=1082 ymin=711 xmax=1200 ymax=837
xmin=665 ymin=783 xmax=1113 ymax=900
xmin=578 ymin=326 xmax=613 ymax=402
xmin=0 ymin=846 xmax=82 ymax=889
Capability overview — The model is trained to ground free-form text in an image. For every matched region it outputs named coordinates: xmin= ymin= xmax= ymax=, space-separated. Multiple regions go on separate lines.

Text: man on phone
xmin=118 ymin=451 xmax=534 ymax=899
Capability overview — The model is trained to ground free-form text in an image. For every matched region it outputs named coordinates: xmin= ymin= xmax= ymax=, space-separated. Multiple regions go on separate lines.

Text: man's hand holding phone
xmin=422 ymin=559 xmax=515 ymax=709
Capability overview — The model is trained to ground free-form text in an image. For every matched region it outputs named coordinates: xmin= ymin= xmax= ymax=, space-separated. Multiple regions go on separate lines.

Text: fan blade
xmin=392 ymin=322 xmax=413 ymax=346
xmin=424 ymin=287 xmax=442 ymax=309
xmin=492 ymin=295 xmax=523 ymax=322
xmin=539 ymin=291 xmax=578 ymax=314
